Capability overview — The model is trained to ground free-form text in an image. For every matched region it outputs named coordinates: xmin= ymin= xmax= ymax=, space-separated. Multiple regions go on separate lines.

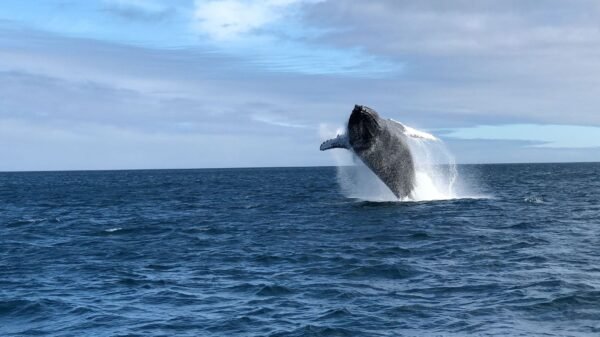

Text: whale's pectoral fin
xmin=320 ymin=134 xmax=350 ymax=151
xmin=389 ymin=119 xmax=439 ymax=141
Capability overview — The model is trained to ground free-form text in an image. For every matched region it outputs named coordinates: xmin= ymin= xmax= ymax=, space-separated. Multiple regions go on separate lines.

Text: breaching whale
xmin=320 ymin=105 xmax=438 ymax=199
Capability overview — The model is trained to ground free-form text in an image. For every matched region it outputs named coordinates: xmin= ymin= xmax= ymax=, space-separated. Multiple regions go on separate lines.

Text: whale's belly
xmin=353 ymin=127 xmax=415 ymax=199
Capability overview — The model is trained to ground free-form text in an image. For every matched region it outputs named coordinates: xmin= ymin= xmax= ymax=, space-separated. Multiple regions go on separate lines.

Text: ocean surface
xmin=1 ymin=163 xmax=600 ymax=336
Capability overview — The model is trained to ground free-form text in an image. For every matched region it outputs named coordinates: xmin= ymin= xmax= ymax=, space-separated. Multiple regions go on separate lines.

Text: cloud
xmin=0 ymin=118 xmax=324 ymax=171
xmin=0 ymin=28 xmax=347 ymax=170
xmin=5 ymin=2 xmax=600 ymax=169
xmin=251 ymin=113 xmax=310 ymax=129
xmin=0 ymin=1 xmax=398 ymax=76
xmin=306 ymin=1 xmax=600 ymax=55
xmin=193 ymin=0 xmax=321 ymax=41
xmin=103 ymin=0 xmax=174 ymax=21
xmin=297 ymin=1 xmax=600 ymax=127
xmin=190 ymin=0 xmax=400 ymax=76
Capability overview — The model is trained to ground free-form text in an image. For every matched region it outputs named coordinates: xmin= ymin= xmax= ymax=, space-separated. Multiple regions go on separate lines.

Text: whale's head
xmin=348 ymin=105 xmax=381 ymax=149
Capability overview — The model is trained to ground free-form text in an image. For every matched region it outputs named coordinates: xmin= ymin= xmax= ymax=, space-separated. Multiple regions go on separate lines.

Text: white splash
xmin=406 ymin=137 xmax=458 ymax=201
xmin=320 ymin=123 xmax=465 ymax=202
xmin=391 ymin=119 xmax=439 ymax=141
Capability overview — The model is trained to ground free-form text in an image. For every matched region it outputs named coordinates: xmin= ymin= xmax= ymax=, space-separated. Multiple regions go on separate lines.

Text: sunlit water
xmin=2 ymin=164 xmax=600 ymax=336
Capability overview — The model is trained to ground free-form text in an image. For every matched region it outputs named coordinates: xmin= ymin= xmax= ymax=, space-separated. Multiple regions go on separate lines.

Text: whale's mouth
xmin=348 ymin=105 xmax=380 ymax=146
xmin=350 ymin=105 xmax=380 ymax=127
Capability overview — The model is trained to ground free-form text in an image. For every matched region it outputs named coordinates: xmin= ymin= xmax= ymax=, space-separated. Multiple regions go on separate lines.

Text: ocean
xmin=1 ymin=163 xmax=600 ymax=336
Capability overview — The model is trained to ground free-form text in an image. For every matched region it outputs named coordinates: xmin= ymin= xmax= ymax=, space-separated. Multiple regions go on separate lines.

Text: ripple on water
xmin=343 ymin=263 xmax=421 ymax=280
xmin=255 ymin=284 xmax=294 ymax=297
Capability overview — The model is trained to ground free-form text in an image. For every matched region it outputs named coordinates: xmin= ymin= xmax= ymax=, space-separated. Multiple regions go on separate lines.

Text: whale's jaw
xmin=348 ymin=105 xmax=381 ymax=150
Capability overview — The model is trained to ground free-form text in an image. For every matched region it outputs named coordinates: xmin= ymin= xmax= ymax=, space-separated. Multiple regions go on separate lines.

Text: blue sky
xmin=2 ymin=0 xmax=600 ymax=170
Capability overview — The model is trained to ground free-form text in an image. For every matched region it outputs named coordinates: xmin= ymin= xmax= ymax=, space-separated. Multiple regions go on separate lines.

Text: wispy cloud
xmin=251 ymin=113 xmax=310 ymax=129
xmin=193 ymin=0 xmax=321 ymax=41
xmin=103 ymin=0 xmax=174 ymax=21
xmin=0 ymin=118 xmax=319 ymax=171
xmin=191 ymin=0 xmax=396 ymax=76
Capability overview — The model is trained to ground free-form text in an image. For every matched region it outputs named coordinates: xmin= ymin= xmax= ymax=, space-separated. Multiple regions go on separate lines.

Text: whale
xmin=320 ymin=105 xmax=437 ymax=199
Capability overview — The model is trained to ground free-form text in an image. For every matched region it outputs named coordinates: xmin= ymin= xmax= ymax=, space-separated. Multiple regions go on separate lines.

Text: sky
xmin=2 ymin=0 xmax=600 ymax=171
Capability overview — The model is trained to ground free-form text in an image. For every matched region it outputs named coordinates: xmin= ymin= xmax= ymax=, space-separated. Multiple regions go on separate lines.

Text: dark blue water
xmin=1 ymin=163 xmax=600 ymax=336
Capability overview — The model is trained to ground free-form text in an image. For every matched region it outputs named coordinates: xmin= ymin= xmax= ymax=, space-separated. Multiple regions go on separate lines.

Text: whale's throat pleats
xmin=354 ymin=126 xmax=416 ymax=199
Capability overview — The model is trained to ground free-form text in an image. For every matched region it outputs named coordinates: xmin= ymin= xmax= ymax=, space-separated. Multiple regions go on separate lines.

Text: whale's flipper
xmin=389 ymin=119 xmax=438 ymax=141
xmin=320 ymin=134 xmax=350 ymax=151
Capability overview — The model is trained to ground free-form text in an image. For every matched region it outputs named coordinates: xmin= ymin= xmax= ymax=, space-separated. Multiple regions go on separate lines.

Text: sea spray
xmin=406 ymin=138 xmax=458 ymax=201
xmin=320 ymin=123 xmax=460 ymax=202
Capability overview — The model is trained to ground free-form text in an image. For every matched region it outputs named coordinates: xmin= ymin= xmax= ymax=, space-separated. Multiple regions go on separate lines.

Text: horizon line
xmin=2 ymin=160 xmax=599 ymax=173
